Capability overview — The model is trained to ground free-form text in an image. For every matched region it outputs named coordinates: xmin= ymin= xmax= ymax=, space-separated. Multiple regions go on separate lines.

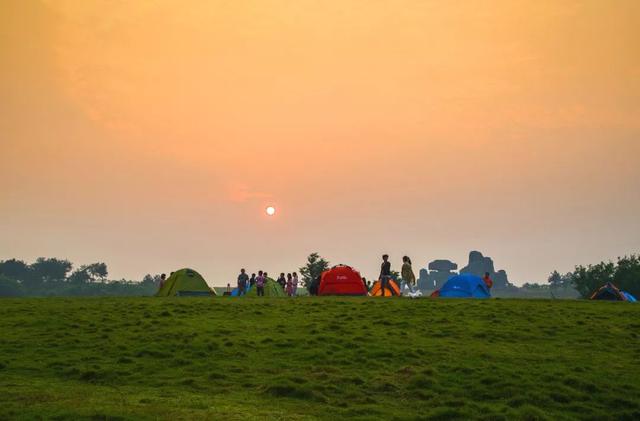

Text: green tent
xmin=245 ymin=277 xmax=286 ymax=297
xmin=155 ymin=268 xmax=216 ymax=297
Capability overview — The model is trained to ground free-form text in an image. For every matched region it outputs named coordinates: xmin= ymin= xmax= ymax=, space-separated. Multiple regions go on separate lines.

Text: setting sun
xmin=265 ymin=206 xmax=276 ymax=216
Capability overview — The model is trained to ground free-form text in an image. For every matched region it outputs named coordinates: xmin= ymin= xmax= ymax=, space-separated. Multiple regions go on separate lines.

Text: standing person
xmin=249 ymin=273 xmax=256 ymax=288
xmin=277 ymin=273 xmax=286 ymax=291
xmin=379 ymin=254 xmax=391 ymax=296
xmin=401 ymin=256 xmax=416 ymax=294
xmin=286 ymin=273 xmax=294 ymax=296
xmin=362 ymin=277 xmax=367 ymax=291
xmin=237 ymin=269 xmax=249 ymax=296
xmin=256 ymin=270 xmax=265 ymax=297
xmin=158 ymin=273 xmax=167 ymax=290
xmin=292 ymin=272 xmax=299 ymax=296
xmin=483 ymin=272 xmax=494 ymax=289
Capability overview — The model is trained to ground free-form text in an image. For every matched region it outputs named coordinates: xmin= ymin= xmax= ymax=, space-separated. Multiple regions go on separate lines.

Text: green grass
xmin=1 ymin=297 xmax=639 ymax=420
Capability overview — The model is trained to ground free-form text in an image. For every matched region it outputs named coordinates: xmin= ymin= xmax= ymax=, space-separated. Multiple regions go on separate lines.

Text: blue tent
xmin=439 ymin=273 xmax=491 ymax=298
xmin=622 ymin=291 xmax=637 ymax=303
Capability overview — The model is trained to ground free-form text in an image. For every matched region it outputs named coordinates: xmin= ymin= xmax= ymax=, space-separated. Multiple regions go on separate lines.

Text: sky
xmin=1 ymin=0 xmax=639 ymax=286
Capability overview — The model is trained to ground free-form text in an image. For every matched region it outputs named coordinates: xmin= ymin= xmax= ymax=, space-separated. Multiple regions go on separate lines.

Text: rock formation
xmin=417 ymin=251 xmax=510 ymax=290
xmin=418 ymin=259 xmax=458 ymax=290
xmin=460 ymin=251 xmax=509 ymax=289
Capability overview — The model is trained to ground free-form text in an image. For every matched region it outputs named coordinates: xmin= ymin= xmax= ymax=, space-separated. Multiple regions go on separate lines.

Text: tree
xmin=299 ymin=253 xmax=329 ymax=291
xmin=31 ymin=257 xmax=72 ymax=283
xmin=68 ymin=263 xmax=108 ymax=284
xmin=0 ymin=259 xmax=31 ymax=281
xmin=0 ymin=275 xmax=22 ymax=297
xmin=547 ymin=271 xmax=562 ymax=289
xmin=571 ymin=261 xmax=615 ymax=298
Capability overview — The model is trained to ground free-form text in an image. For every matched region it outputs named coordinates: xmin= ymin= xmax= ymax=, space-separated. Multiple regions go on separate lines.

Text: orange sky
xmin=1 ymin=0 xmax=639 ymax=285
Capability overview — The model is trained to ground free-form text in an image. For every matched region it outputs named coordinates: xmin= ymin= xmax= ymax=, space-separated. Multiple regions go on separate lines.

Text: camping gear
xmin=155 ymin=268 xmax=216 ymax=297
xmin=244 ymin=278 xmax=286 ymax=297
xmin=318 ymin=265 xmax=367 ymax=296
xmin=370 ymin=279 xmax=401 ymax=296
xmin=436 ymin=273 xmax=491 ymax=298
xmin=590 ymin=282 xmax=637 ymax=302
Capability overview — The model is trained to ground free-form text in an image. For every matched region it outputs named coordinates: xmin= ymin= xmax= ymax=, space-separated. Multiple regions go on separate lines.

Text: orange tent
xmin=370 ymin=279 xmax=401 ymax=296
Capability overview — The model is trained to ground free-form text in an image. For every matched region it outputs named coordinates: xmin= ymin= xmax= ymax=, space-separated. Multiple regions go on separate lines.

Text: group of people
xmin=229 ymin=253 xmax=493 ymax=297
xmin=376 ymin=254 xmax=417 ymax=295
xmin=233 ymin=269 xmax=300 ymax=297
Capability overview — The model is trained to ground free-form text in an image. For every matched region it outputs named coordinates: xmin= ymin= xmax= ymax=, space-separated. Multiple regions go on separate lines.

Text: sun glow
xmin=265 ymin=206 xmax=276 ymax=216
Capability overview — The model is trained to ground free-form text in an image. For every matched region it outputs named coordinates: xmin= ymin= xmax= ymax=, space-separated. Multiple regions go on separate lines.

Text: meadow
xmin=1 ymin=297 xmax=639 ymax=420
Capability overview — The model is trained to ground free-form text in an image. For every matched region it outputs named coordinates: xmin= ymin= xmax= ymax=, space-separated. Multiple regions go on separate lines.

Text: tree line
xmin=0 ymin=258 xmax=159 ymax=297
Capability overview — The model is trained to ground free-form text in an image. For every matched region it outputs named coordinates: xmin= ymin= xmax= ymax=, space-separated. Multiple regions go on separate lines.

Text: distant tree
xmin=0 ymin=259 xmax=31 ymax=281
xmin=571 ymin=254 xmax=640 ymax=298
xmin=68 ymin=263 xmax=108 ymax=284
xmin=299 ymin=253 xmax=329 ymax=291
xmin=31 ymin=257 xmax=72 ymax=283
xmin=547 ymin=271 xmax=563 ymax=289
xmin=571 ymin=261 xmax=615 ymax=298
xmin=0 ymin=275 xmax=22 ymax=297
xmin=522 ymin=282 xmax=549 ymax=290
xmin=86 ymin=263 xmax=108 ymax=282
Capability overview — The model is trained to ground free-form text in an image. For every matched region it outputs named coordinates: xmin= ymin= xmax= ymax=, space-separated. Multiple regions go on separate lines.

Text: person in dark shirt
xmin=379 ymin=254 xmax=391 ymax=296
xmin=249 ymin=273 xmax=256 ymax=288
xmin=277 ymin=273 xmax=287 ymax=290
xmin=237 ymin=268 xmax=249 ymax=296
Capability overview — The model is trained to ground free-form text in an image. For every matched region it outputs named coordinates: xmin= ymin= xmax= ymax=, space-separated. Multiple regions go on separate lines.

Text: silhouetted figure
xmin=483 ymin=272 xmax=493 ymax=289
xmin=237 ymin=268 xmax=249 ymax=296
xmin=249 ymin=273 xmax=256 ymax=287
xmin=402 ymin=256 xmax=416 ymax=293
xmin=277 ymin=273 xmax=286 ymax=290
xmin=286 ymin=273 xmax=293 ymax=296
xmin=292 ymin=272 xmax=299 ymax=296
xmin=159 ymin=273 xmax=166 ymax=289
xmin=379 ymin=254 xmax=391 ymax=296
xmin=256 ymin=270 xmax=265 ymax=296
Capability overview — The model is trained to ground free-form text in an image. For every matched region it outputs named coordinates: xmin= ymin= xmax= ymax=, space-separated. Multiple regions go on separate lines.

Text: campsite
xmin=1 ymin=296 xmax=639 ymax=419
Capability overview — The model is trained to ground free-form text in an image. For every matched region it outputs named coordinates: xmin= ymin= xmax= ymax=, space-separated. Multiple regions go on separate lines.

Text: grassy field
xmin=1 ymin=297 xmax=639 ymax=420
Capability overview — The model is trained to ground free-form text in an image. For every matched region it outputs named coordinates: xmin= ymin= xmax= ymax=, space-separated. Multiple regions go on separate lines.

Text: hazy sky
xmin=1 ymin=0 xmax=639 ymax=286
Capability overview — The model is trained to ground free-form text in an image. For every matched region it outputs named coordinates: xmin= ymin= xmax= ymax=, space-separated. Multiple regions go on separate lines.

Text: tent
xmin=319 ymin=265 xmax=368 ymax=296
xmin=590 ymin=282 xmax=636 ymax=302
xmin=155 ymin=268 xmax=216 ymax=297
xmin=436 ymin=273 xmax=490 ymax=298
xmin=370 ymin=279 xmax=401 ymax=296
xmin=244 ymin=278 xmax=286 ymax=297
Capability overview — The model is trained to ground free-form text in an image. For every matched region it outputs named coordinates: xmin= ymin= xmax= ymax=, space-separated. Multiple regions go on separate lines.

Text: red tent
xmin=318 ymin=265 xmax=368 ymax=296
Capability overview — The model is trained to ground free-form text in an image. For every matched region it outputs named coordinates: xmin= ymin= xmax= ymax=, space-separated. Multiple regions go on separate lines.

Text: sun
xmin=265 ymin=206 xmax=276 ymax=216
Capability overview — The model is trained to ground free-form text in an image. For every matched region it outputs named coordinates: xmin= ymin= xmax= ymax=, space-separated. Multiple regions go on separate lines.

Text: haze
xmin=1 ymin=0 xmax=639 ymax=285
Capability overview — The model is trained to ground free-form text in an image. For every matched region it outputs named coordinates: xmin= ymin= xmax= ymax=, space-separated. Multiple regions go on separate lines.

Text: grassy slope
xmin=0 ymin=297 xmax=639 ymax=420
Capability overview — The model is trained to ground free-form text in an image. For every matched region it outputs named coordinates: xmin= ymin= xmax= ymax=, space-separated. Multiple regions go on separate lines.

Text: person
xmin=309 ymin=275 xmax=321 ymax=296
xmin=379 ymin=254 xmax=391 ymax=296
xmin=256 ymin=270 xmax=266 ymax=296
xmin=362 ymin=277 xmax=367 ymax=291
xmin=367 ymin=279 xmax=372 ymax=290
xmin=249 ymin=273 xmax=256 ymax=288
xmin=483 ymin=272 xmax=493 ymax=289
xmin=286 ymin=273 xmax=294 ymax=296
xmin=237 ymin=269 xmax=249 ymax=296
xmin=158 ymin=273 xmax=166 ymax=289
xmin=277 ymin=273 xmax=286 ymax=290
xmin=292 ymin=272 xmax=299 ymax=296
xmin=224 ymin=283 xmax=232 ymax=296
xmin=401 ymin=256 xmax=416 ymax=294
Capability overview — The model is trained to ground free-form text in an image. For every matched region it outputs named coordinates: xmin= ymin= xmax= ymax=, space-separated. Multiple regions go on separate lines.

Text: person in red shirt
xmin=483 ymin=272 xmax=493 ymax=289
